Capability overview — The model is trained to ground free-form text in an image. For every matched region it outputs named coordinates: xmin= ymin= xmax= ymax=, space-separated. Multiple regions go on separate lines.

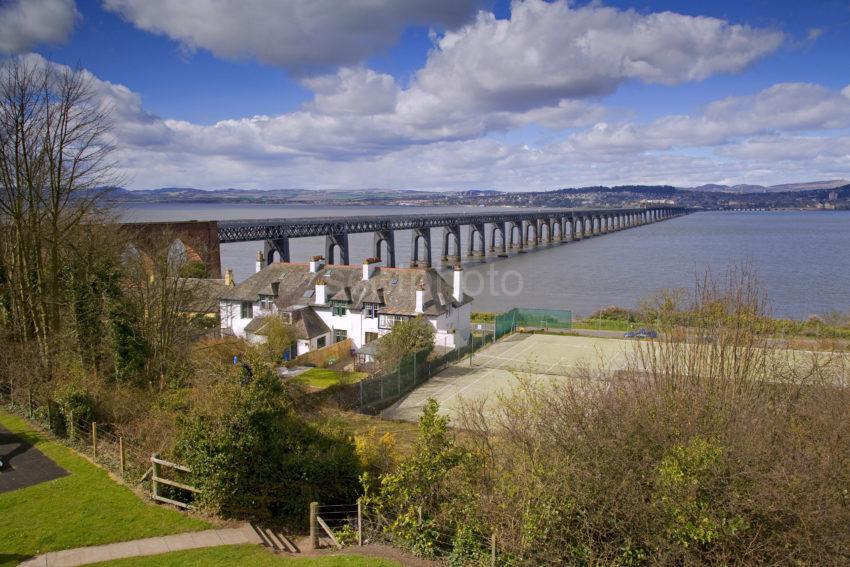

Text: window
xmin=379 ymin=314 xmax=409 ymax=329
xmin=259 ymin=295 xmax=274 ymax=311
xmin=317 ymin=336 xmax=326 ymax=349
xmin=334 ymin=329 xmax=347 ymax=343
xmin=363 ymin=303 xmax=379 ymax=319
xmin=331 ymin=301 xmax=348 ymax=316
xmin=240 ymin=301 xmax=253 ymax=318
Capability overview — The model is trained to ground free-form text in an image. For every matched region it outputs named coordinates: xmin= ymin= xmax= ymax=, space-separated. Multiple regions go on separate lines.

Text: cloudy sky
xmin=4 ymin=0 xmax=850 ymax=191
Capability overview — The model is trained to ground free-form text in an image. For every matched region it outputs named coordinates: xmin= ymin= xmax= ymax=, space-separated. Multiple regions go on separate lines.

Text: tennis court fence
xmin=336 ymin=332 xmax=498 ymax=413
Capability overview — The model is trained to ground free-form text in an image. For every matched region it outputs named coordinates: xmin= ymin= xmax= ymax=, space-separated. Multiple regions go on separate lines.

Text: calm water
xmin=121 ymin=204 xmax=850 ymax=319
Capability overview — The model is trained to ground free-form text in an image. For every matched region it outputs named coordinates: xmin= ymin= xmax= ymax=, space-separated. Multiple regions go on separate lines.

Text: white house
xmin=219 ymin=256 xmax=473 ymax=357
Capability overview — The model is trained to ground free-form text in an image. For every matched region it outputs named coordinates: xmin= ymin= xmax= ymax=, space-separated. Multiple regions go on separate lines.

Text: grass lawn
xmin=0 ymin=410 xmax=209 ymax=566
xmin=87 ymin=545 xmax=402 ymax=566
xmin=295 ymin=369 xmax=367 ymax=390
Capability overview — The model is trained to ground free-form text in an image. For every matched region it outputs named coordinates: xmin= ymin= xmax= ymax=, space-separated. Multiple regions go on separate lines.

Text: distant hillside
xmin=101 ymin=180 xmax=850 ymax=210
xmin=690 ymin=179 xmax=849 ymax=194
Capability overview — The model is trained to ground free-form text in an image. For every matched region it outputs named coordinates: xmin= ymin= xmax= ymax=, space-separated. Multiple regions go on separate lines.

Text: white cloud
xmin=102 ymin=0 xmax=481 ymax=72
xmin=720 ymin=135 xmax=850 ymax=161
xmin=411 ymin=0 xmax=783 ymax=113
xmin=0 ymin=0 xmax=78 ymax=54
xmin=570 ymin=83 xmax=850 ymax=152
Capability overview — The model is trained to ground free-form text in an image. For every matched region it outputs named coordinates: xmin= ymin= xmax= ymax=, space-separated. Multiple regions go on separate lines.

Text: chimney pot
xmin=452 ymin=265 xmax=463 ymax=302
xmin=314 ymin=278 xmax=327 ymax=304
xmin=309 ymin=256 xmax=325 ymax=273
xmin=415 ymin=281 xmax=425 ymax=313
xmin=363 ymin=258 xmax=380 ymax=280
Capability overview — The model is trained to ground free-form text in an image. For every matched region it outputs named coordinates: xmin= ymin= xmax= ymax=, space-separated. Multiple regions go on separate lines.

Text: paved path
xmin=19 ymin=525 xmax=263 ymax=567
xmin=0 ymin=425 xmax=69 ymax=494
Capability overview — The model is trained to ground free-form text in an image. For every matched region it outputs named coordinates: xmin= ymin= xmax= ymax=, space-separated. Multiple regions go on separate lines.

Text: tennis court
xmin=382 ymin=333 xmax=634 ymax=422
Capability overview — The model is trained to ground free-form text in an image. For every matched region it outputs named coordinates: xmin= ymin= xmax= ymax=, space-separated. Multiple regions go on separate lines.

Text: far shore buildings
xmin=218 ymin=255 xmax=473 ymax=358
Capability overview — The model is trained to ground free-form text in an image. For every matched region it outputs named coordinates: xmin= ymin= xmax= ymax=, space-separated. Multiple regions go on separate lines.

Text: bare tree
xmin=0 ymin=55 xmax=119 ymax=374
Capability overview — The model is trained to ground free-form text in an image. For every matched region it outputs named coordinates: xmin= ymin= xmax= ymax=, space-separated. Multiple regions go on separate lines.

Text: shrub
xmin=53 ymin=383 xmax=95 ymax=437
xmin=587 ymin=306 xmax=640 ymax=322
xmin=176 ymin=365 xmax=361 ymax=528
xmin=362 ymin=399 xmax=482 ymax=557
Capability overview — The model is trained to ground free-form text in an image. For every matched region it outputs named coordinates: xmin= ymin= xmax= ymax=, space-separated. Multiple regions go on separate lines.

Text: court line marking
xmin=418 ymin=335 xmax=536 ymax=401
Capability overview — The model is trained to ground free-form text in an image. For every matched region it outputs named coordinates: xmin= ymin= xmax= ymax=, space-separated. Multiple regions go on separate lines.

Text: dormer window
xmin=363 ymin=302 xmax=379 ymax=319
xmin=330 ymin=300 xmax=348 ymax=316
xmin=259 ymin=295 xmax=274 ymax=311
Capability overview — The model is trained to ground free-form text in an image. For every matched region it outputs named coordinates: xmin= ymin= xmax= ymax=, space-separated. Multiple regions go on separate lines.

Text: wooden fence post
xmin=152 ymin=453 xmax=161 ymax=500
xmin=69 ymin=409 xmax=75 ymax=441
xmin=91 ymin=422 xmax=97 ymax=459
xmin=119 ymin=437 xmax=125 ymax=477
xmin=27 ymin=388 xmax=33 ymax=417
xmin=357 ymin=499 xmax=363 ymax=546
xmin=309 ymin=502 xmax=319 ymax=549
xmin=491 ymin=533 xmax=496 ymax=567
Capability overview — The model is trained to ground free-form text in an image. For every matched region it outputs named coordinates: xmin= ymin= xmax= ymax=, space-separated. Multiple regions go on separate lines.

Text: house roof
xmin=244 ymin=308 xmax=330 ymax=340
xmin=220 ymin=262 xmax=473 ymax=317
xmin=180 ymin=278 xmax=228 ymax=314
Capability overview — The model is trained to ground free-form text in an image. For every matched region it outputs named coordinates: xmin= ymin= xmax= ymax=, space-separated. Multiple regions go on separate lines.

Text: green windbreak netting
xmin=497 ymin=308 xmax=572 ymax=334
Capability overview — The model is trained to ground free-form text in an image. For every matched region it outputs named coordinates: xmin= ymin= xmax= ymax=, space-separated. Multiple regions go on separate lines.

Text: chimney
xmin=314 ymin=278 xmax=327 ymax=305
xmin=415 ymin=282 xmax=425 ymax=314
xmin=255 ymin=250 xmax=265 ymax=273
xmin=224 ymin=268 xmax=235 ymax=287
xmin=309 ymin=255 xmax=325 ymax=273
xmin=363 ymin=257 xmax=380 ymax=281
xmin=452 ymin=265 xmax=463 ymax=302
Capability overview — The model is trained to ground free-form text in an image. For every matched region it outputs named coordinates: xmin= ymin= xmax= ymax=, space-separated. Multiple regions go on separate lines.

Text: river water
xmin=120 ymin=204 xmax=850 ymax=319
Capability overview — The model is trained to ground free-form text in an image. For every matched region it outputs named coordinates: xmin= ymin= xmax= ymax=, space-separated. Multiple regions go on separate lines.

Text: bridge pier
xmin=373 ymin=230 xmax=396 ymax=267
xmin=410 ymin=227 xmax=432 ymax=267
xmin=488 ymin=222 xmax=508 ymax=257
xmin=507 ymin=221 xmax=524 ymax=252
xmin=442 ymin=225 xmax=461 ymax=264
xmin=467 ymin=223 xmax=486 ymax=258
xmin=325 ymin=234 xmax=350 ymax=265
xmin=264 ymin=237 xmax=290 ymax=265
xmin=524 ymin=220 xmax=539 ymax=247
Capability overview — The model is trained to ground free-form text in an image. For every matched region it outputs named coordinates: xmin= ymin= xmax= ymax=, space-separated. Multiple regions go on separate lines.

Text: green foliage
xmin=655 ymin=438 xmax=748 ymax=549
xmin=252 ymin=315 xmax=296 ymax=365
xmin=471 ymin=311 xmax=495 ymax=323
xmin=587 ymin=306 xmax=640 ymax=323
xmin=178 ymin=260 xmax=208 ymax=278
xmin=53 ymin=383 xmax=95 ymax=437
xmin=377 ymin=316 xmax=435 ymax=369
xmin=177 ymin=365 xmax=361 ymax=528
xmin=108 ymin=295 xmax=149 ymax=386
xmin=362 ymin=399 xmax=478 ymax=558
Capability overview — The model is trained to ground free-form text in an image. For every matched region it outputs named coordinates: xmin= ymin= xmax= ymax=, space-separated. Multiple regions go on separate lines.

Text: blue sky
xmin=3 ymin=0 xmax=849 ymax=190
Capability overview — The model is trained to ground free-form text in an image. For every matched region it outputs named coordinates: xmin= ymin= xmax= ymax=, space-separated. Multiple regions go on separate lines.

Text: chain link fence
xmin=336 ymin=332 xmax=497 ymax=413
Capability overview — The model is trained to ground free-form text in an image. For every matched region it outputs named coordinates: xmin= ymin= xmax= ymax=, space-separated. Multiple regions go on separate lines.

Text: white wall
xmin=220 ymin=300 xmax=253 ymax=338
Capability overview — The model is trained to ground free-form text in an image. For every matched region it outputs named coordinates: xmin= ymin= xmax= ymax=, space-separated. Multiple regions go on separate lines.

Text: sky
xmin=2 ymin=0 xmax=850 ymax=191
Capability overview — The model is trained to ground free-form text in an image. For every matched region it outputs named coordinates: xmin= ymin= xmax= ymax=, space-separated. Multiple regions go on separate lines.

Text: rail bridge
xmin=217 ymin=206 xmax=689 ymax=269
